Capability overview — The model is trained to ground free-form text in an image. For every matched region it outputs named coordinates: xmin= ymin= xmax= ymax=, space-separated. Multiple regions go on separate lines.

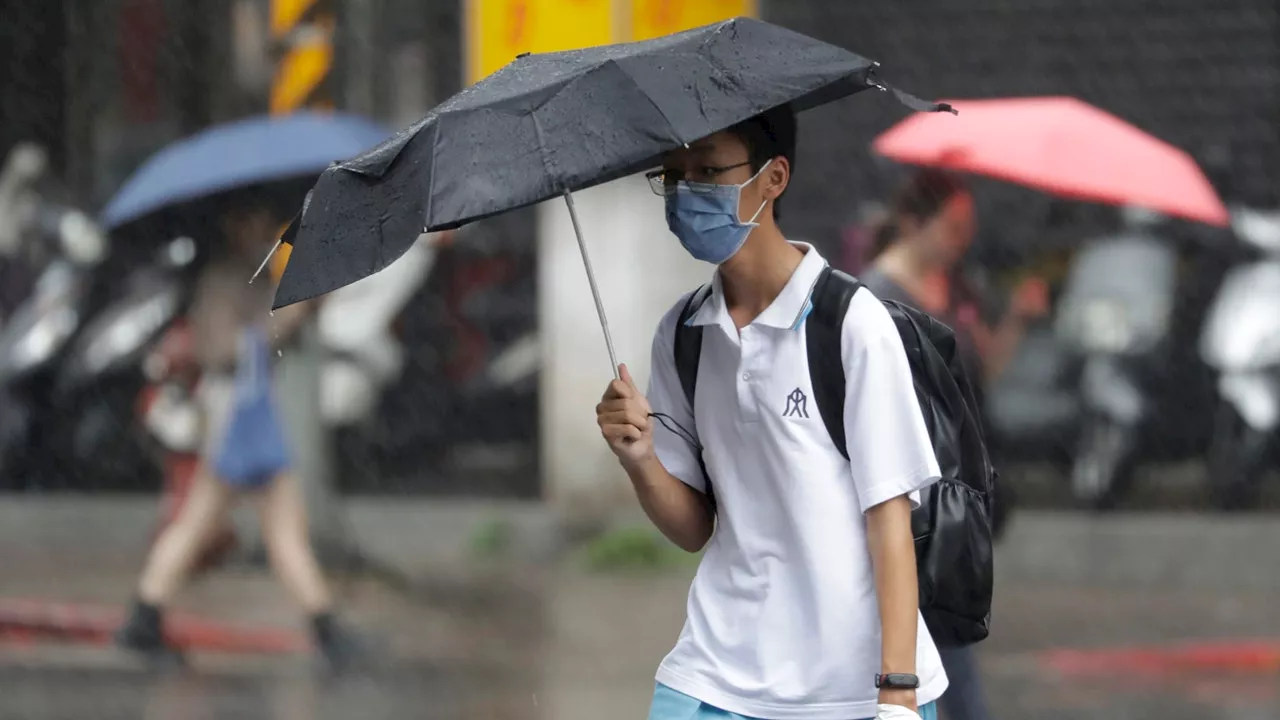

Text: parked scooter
xmin=0 ymin=143 xmax=51 ymax=323
xmin=317 ymin=231 xmax=442 ymax=428
xmin=984 ymin=321 xmax=1082 ymax=472
xmin=1199 ymin=206 xmax=1280 ymax=510
xmin=1053 ymin=209 xmax=1181 ymax=509
xmin=50 ymin=236 xmax=201 ymax=490
xmin=329 ymin=224 xmax=541 ymax=493
xmin=0 ymin=198 xmax=109 ymax=490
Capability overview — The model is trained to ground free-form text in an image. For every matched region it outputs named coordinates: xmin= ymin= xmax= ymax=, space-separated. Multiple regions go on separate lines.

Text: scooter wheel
xmin=1207 ymin=402 xmax=1271 ymax=512
xmin=1071 ymin=418 xmax=1139 ymax=512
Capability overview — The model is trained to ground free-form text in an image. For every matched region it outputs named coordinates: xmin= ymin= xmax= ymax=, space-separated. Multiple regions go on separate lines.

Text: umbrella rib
xmin=528 ymin=110 xmax=559 ymax=191
xmin=422 ymin=120 xmax=440 ymax=231
xmin=525 ymin=62 xmax=656 ymax=188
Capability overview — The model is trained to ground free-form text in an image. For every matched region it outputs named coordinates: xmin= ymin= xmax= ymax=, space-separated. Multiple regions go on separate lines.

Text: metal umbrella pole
xmin=562 ymin=190 xmax=620 ymax=380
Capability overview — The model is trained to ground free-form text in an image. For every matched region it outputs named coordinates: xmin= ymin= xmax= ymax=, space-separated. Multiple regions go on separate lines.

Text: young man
xmin=596 ymin=105 xmax=947 ymax=720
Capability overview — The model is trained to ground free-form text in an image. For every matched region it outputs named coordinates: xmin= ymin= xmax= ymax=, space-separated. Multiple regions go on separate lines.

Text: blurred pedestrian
xmin=115 ymin=195 xmax=363 ymax=673
xmin=860 ymin=168 xmax=1049 ymax=720
xmin=598 ymin=104 xmax=944 ymax=720
xmin=839 ymin=200 xmax=890 ymax=276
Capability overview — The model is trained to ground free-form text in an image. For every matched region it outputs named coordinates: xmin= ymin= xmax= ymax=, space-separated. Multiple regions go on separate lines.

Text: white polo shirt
xmin=647 ymin=243 xmax=948 ymax=720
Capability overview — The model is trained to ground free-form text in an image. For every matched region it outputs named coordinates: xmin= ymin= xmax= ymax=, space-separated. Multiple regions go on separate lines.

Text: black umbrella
xmin=272 ymin=16 xmax=952 ymax=375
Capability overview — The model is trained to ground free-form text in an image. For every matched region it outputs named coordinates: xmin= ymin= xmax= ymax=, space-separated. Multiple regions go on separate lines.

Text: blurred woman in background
xmin=861 ymin=168 xmax=1049 ymax=720
xmin=115 ymin=196 xmax=363 ymax=673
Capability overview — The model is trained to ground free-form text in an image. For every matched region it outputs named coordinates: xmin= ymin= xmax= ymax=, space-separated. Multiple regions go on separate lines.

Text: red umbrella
xmin=872 ymin=96 xmax=1229 ymax=227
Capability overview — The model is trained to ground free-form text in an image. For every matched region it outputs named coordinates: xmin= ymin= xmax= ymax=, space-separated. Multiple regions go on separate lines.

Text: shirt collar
xmin=686 ymin=242 xmax=828 ymax=333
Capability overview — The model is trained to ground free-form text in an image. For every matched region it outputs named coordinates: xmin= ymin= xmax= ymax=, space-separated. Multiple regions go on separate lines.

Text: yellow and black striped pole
xmin=270 ymin=0 xmax=335 ymax=116
xmin=268 ymin=0 xmax=336 ymax=276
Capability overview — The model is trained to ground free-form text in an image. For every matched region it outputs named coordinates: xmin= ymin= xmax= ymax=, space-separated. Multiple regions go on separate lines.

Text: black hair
xmin=866 ymin=168 xmax=968 ymax=261
xmin=215 ymin=186 xmax=279 ymax=221
xmin=214 ymin=179 xmax=315 ymax=229
xmin=724 ymin=103 xmax=797 ymax=220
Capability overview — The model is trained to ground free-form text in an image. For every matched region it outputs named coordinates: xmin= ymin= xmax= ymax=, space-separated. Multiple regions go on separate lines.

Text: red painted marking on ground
xmin=0 ymin=598 xmax=307 ymax=655
xmin=1039 ymin=639 xmax=1280 ymax=676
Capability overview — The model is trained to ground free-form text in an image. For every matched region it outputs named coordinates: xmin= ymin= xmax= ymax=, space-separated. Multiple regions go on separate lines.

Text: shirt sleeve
xmin=841 ymin=290 xmax=942 ymax=513
xmin=646 ymin=296 xmax=707 ymax=493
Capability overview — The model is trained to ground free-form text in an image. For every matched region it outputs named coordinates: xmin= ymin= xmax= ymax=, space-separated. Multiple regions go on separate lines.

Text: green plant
xmin=576 ymin=525 xmax=700 ymax=573
xmin=469 ymin=518 xmax=514 ymax=560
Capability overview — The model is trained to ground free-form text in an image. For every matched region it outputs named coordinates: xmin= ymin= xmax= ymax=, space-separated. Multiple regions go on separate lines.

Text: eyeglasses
xmin=645 ymin=161 xmax=752 ymax=196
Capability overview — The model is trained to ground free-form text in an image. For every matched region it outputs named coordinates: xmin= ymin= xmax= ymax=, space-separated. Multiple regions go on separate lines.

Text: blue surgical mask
xmin=665 ymin=160 xmax=772 ymax=264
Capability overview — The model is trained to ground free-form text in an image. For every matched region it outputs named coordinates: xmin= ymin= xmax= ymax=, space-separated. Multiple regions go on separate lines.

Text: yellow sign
xmin=627 ymin=0 xmax=756 ymax=42
xmin=465 ymin=0 xmax=616 ymax=86
xmin=465 ymin=1 xmax=760 ymax=85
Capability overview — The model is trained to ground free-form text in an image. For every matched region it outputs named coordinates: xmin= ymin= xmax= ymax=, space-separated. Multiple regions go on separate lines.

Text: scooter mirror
xmin=57 ymin=210 xmax=108 ymax=266
xmin=1230 ymin=207 xmax=1280 ymax=254
xmin=0 ymin=143 xmax=50 ymax=255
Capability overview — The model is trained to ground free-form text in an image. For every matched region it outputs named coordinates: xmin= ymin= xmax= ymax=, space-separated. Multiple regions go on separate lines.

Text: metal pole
xmin=562 ymin=190 xmax=619 ymax=379
xmin=273 ymin=319 xmax=352 ymax=566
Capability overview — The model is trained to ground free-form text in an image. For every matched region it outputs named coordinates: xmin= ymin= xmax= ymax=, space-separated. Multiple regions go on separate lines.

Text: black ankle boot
xmin=311 ymin=612 xmax=367 ymax=674
xmin=115 ymin=599 xmax=186 ymax=670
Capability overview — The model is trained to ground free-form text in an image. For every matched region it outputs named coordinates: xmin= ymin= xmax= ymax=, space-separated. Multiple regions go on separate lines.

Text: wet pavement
xmin=0 ymin=652 xmax=542 ymax=720
xmin=0 ymin=498 xmax=1277 ymax=719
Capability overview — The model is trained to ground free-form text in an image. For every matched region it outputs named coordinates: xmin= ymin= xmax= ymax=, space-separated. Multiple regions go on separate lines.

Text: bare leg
xmin=118 ymin=468 xmax=233 ymax=666
xmin=257 ymin=471 xmax=332 ymax=614
xmin=258 ymin=472 xmax=367 ymax=672
xmin=138 ymin=468 xmax=235 ymax=605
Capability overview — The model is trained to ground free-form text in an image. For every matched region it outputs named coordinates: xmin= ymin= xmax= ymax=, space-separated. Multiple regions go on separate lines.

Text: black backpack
xmin=673 ymin=266 xmax=995 ymax=647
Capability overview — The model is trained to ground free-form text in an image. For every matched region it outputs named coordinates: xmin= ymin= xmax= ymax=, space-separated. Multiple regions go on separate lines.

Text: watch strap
xmin=875 ymin=672 xmax=920 ymax=690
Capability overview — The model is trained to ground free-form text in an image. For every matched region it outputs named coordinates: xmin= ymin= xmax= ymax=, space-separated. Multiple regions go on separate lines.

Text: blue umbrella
xmin=100 ymin=111 xmax=390 ymax=230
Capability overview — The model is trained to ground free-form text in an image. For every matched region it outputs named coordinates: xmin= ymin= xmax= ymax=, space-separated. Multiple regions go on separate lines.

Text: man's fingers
xmin=601 ymin=424 xmax=641 ymax=443
xmin=596 ymin=398 xmax=648 ymax=415
xmin=598 ymin=410 xmax=650 ymax=431
xmin=619 ymin=363 xmax=638 ymax=390
xmin=596 ymin=398 xmax=627 ymax=414
xmin=603 ymin=378 xmax=632 ymax=400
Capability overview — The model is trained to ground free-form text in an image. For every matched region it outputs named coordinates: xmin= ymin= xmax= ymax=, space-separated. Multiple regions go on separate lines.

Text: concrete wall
xmin=538 ymin=174 xmax=711 ymax=508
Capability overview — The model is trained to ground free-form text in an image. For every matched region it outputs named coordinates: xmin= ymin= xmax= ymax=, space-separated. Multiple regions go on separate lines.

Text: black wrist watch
xmin=875 ymin=673 xmax=920 ymax=690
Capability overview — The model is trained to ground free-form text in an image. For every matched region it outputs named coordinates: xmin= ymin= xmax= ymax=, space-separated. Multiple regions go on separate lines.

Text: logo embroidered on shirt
xmin=783 ymin=387 xmax=809 ymax=418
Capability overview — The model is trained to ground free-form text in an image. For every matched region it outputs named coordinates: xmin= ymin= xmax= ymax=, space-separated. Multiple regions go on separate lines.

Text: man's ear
xmin=764 ymin=157 xmax=790 ymax=201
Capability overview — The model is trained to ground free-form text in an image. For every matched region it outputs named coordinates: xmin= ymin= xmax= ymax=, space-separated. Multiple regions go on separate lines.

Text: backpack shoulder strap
xmin=672 ymin=285 xmax=711 ymax=410
xmin=672 ymin=285 xmax=715 ymax=508
xmin=806 ymin=266 xmax=862 ymax=461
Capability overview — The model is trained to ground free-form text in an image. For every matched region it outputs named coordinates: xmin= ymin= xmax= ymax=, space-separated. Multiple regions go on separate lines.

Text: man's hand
xmin=596 ymin=363 xmax=654 ymax=468
xmin=597 ymin=363 xmax=713 ymax=553
xmin=875 ymin=695 xmax=923 ymax=720
xmin=877 ymin=688 xmax=918 ymax=715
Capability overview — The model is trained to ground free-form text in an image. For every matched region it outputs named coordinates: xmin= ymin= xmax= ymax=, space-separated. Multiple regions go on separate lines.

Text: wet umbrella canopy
xmin=273 ymin=16 xmax=950 ymax=372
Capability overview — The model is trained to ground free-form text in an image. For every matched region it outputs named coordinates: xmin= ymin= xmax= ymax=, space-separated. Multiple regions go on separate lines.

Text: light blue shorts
xmin=649 ymin=682 xmax=938 ymax=720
